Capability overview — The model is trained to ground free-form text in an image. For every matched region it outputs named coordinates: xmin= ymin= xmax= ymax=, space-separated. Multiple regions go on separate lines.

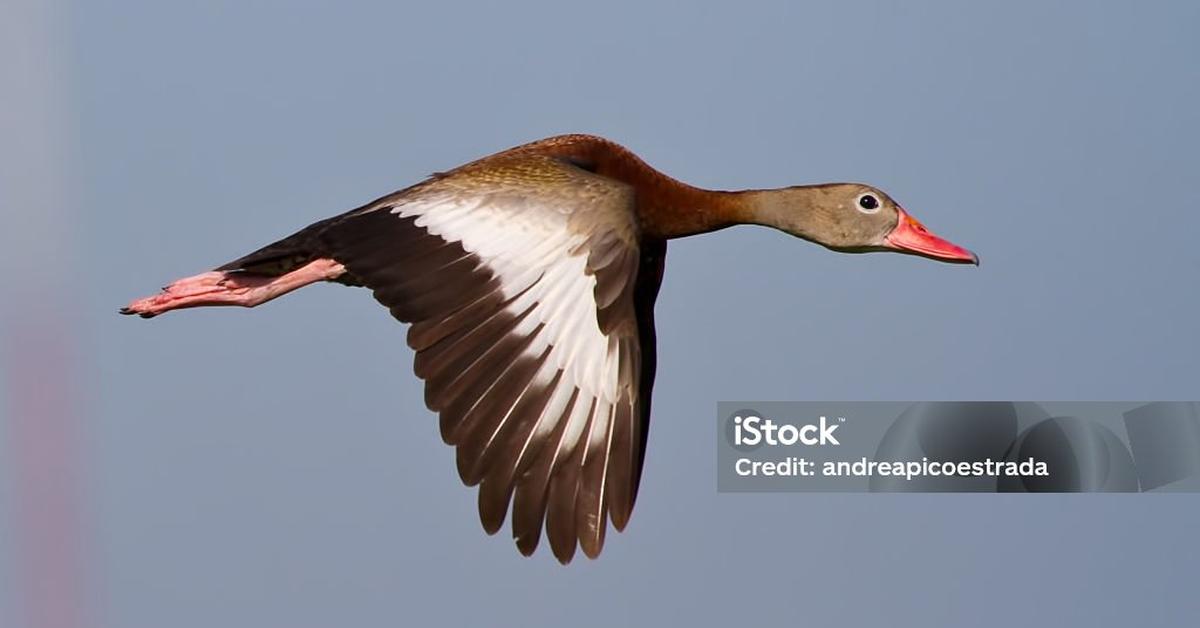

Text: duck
xmin=121 ymin=133 xmax=977 ymax=563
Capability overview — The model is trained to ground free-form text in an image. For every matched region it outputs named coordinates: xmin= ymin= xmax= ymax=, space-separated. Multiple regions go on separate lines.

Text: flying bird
xmin=122 ymin=134 xmax=977 ymax=563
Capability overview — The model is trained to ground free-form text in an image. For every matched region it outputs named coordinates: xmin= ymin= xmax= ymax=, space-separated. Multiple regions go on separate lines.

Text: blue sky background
xmin=2 ymin=1 xmax=1199 ymax=627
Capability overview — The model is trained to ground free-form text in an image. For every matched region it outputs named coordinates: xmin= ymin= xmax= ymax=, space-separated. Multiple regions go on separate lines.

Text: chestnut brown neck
xmin=497 ymin=134 xmax=759 ymax=239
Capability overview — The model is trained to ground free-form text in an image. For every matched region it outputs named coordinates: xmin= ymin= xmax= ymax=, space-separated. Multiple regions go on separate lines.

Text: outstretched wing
xmin=310 ymin=155 xmax=655 ymax=562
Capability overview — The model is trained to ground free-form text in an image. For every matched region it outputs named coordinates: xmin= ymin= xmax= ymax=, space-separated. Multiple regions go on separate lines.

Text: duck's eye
xmin=856 ymin=193 xmax=881 ymax=213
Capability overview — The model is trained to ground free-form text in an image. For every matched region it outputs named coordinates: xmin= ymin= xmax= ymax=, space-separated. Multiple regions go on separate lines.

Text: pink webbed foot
xmin=120 ymin=258 xmax=346 ymax=318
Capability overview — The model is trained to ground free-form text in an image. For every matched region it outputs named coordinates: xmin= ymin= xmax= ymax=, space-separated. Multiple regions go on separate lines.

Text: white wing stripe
xmin=394 ymin=198 xmax=620 ymax=405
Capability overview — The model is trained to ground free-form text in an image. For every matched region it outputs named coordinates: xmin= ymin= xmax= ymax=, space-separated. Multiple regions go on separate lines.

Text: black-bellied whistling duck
xmin=121 ymin=134 xmax=977 ymax=563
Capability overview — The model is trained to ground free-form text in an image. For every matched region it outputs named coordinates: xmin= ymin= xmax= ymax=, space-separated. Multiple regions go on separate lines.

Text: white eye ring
xmin=855 ymin=193 xmax=882 ymax=214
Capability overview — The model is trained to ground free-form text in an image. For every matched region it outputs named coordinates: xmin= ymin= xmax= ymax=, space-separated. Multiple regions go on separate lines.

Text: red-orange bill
xmin=885 ymin=207 xmax=979 ymax=265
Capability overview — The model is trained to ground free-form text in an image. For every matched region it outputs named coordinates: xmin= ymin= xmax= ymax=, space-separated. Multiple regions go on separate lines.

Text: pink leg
xmin=120 ymin=258 xmax=346 ymax=318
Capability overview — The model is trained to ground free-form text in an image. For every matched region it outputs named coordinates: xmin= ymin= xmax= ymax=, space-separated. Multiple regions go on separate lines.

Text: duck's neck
xmin=730 ymin=187 xmax=834 ymax=242
xmin=634 ymin=185 xmax=749 ymax=239
xmin=634 ymin=186 xmax=830 ymax=241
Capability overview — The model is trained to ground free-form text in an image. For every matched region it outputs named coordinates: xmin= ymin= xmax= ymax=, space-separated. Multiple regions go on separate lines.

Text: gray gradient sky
xmin=3 ymin=1 xmax=1199 ymax=627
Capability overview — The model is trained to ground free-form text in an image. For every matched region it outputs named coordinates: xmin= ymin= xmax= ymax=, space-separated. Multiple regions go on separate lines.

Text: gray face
xmin=790 ymin=183 xmax=901 ymax=251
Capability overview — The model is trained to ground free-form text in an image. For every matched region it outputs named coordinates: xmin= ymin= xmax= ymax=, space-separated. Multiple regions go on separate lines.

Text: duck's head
xmin=749 ymin=183 xmax=978 ymax=265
